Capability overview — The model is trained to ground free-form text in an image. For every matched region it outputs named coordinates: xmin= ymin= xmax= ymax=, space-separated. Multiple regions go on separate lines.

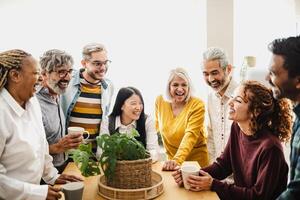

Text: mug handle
xmin=82 ymin=131 xmax=90 ymax=140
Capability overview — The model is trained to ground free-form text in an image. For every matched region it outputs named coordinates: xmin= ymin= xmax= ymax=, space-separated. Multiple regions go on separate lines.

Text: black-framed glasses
xmin=52 ymin=68 xmax=73 ymax=78
xmin=89 ymin=60 xmax=112 ymax=68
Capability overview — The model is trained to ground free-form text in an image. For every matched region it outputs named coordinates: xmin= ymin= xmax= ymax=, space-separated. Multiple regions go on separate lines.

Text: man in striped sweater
xmin=61 ymin=43 xmax=114 ymax=152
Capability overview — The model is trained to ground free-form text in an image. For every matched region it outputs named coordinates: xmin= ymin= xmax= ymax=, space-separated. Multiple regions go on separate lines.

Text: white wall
xmin=233 ymin=0 xmax=296 ymax=83
xmin=0 ymin=0 xmax=207 ymax=115
xmin=207 ymin=0 xmax=234 ymax=63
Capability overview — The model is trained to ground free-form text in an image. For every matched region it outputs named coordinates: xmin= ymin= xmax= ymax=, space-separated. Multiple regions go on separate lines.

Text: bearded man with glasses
xmin=36 ymin=49 xmax=84 ymax=173
xmin=61 ymin=43 xmax=114 ymax=153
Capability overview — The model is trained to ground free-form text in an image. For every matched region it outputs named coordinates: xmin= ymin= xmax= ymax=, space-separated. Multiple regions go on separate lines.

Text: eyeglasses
xmin=89 ymin=60 xmax=111 ymax=68
xmin=52 ymin=69 xmax=73 ymax=78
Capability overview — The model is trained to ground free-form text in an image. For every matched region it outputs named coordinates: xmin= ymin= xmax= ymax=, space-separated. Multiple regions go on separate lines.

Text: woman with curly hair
xmin=172 ymin=80 xmax=292 ymax=200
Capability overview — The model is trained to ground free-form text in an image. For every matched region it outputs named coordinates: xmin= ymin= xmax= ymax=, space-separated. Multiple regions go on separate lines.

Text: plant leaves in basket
xmin=70 ymin=143 xmax=101 ymax=177
xmin=97 ymin=129 xmax=149 ymax=182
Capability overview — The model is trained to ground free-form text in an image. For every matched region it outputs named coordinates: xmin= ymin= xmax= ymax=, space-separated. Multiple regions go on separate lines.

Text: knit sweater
xmin=203 ymin=122 xmax=288 ymax=200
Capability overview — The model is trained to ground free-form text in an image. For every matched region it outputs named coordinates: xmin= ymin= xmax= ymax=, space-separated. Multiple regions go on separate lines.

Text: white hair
xmin=203 ymin=47 xmax=229 ymax=69
xmin=164 ymin=67 xmax=194 ymax=102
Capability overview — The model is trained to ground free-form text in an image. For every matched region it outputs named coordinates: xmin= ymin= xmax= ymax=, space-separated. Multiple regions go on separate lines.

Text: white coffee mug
xmin=61 ymin=182 xmax=84 ymax=200
xmin=181 ymin=165 xmax=200 ymax=190
xmin=68 ymin=127 xmax=90 ymax=141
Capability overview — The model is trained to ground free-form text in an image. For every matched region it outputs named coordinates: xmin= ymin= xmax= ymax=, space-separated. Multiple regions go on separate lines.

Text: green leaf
xmin=96 ymin=128 xmax=147 ymax=181
xmin=70 ymin=144 xmax=101 ymax=177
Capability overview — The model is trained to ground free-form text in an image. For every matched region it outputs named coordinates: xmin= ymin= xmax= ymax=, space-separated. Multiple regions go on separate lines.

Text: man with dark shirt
xmin=266 ymin=35 xmax=300 ymax=200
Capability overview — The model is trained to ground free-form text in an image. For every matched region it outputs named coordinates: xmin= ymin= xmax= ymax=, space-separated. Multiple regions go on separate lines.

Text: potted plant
xmin=71 ymin=129 xmax=152 ymax=189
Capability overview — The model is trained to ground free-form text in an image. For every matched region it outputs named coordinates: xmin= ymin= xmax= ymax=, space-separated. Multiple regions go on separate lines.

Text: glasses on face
xmin=52 ymin=68 xmax=73 ymax=78
xmin=89 ymin=60 xmax=111 ymax=68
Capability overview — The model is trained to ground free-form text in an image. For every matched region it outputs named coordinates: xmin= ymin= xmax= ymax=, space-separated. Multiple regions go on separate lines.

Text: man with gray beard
xmin=36 ymin=49 xmax=83 ymax=173
xmin=202 ymin=47 xmax=238 ymax=164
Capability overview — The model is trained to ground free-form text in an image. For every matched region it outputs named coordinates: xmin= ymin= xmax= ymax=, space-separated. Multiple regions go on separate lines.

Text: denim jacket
xmin=60 ymin=69 xmax=114 ymax=131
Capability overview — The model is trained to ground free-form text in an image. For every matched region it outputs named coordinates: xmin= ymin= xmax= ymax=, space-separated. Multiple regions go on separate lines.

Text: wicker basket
xmin=106 ymin=157 xmax=152 ymax=189
xmin=98 ymin=170 xmax=164 ymax=200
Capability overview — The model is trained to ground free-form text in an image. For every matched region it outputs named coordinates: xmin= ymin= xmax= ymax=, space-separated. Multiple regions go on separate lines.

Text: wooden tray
xmin=98 ymin=170 xmax=164 ymax=200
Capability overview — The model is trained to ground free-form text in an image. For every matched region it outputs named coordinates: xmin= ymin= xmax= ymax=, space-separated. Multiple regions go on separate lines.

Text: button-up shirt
xmin=36 ymin=86 xmax=66 ymax=167
xmin=206 ymin=78 xmax=239 ymax=163
xmin=0 ymin=88 xmax=59 ymax=200
xmin=277 ymin=104 xmax=300 ymax=199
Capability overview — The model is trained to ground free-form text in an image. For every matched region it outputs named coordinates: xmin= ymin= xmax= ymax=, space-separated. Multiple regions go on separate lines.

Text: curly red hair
xmin=242 ymin=80 xmax=292 ymax=142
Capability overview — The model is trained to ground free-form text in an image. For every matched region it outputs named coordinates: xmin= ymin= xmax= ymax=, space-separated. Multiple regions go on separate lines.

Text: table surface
xmin=58 ymin=161 xmax=219 ymax=200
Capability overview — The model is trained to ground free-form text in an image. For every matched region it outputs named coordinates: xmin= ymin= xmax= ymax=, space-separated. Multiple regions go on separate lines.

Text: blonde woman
xmin=155 ymin=67 xmax=209 ymax=170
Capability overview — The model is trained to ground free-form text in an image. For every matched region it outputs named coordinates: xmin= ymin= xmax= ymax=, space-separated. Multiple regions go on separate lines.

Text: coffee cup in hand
xmin=61 ymin=182 xmax=84 ymax=200
xmin=181 ymin=165 xmax=200 ymax=190
xmin=67 ymin=127 xmax=90 ymax=142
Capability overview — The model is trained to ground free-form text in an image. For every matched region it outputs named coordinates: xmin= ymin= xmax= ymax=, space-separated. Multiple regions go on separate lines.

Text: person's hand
xmin=162 ymin=160 xmax=179 ymax=171
xmin=55 ymin=174 xmax=84 ymax=184
xmin=172 ymin=166 xmax=183 ymax=187
xmin=187 ymin=170 xmax=213 ymax=191
xmin=52 ymin=134 xmax=83 ymax=153
xmin=46 ymin=185 xmax=61 ymax=200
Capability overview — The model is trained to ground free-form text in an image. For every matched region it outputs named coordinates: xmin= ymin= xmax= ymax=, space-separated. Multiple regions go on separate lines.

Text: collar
xmin=293 ymin=103 xmax=300 ymax=119
xmin=73 ymin=69 xmax=108 ymax=89
xmin=1 ymin=88 xmax=26 ymax=117
xmin=115 ymin=116 xmax=137 ymax=129
xmin=37 ymin=86 xmax=58 ymax=103
xmin=215 ymin=78 xmax=238 ymax=99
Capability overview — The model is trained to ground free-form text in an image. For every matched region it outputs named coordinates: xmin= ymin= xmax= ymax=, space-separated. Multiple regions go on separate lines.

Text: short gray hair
xmin=203 ymin=47 xmax=229 ymax=69
xmin=82 ymin=43 xmax=107 ymax=60
xmin=40 ymin=49 xmax=73 ymax=72
xmin=164 ymin=67 xmax=194 ymax=102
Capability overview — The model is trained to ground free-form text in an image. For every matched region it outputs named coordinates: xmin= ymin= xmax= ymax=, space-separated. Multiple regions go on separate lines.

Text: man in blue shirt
xmin=266 ymin=35 xmax=300 ymax=199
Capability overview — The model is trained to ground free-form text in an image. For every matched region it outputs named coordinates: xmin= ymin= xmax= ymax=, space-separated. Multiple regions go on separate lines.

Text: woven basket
xmin=106 ymin=157 xmax=152 ymax=189
xmin=98 ymin=171 xmax=164 ymax=200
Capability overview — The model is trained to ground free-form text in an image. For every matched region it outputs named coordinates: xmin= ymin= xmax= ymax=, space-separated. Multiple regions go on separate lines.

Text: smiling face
xmin=18 ymin=56 xmax=41 ymax=102
xmin=228 ymin=86 xmax=251 ymax=124
xmin=266 ymin=54 xmax=299 ymax=100
xmin=121 ymin=94 xmax=144 ymax=123
xmin=202 ymin=60 xmax=231 ymax=94
xmin=45 ymin=65 xmax=72 ymax=94
xmin=169 ymin=75 xmax=189 ymax=104
xmin=82 ymin=51 xmax=108 ymax=81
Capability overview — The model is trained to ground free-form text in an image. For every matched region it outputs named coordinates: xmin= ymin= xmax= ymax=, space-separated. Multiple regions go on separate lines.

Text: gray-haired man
xmin=36 ymin=49 xmax=83 ymax=173
xmin=202 ymin=47 xmax=238 ymax=164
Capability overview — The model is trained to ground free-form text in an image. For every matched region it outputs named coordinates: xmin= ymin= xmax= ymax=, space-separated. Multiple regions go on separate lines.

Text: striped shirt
xmin=69 ymin=78 xmax=102 ymax=140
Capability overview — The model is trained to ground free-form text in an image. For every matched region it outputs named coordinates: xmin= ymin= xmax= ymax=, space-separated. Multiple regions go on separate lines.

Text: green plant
xmin=70 ymin=143 xmax=100 ymax=177
xmin=97 ymin=129 xmax=149 ymax=181
xmin=71 ymin=129 xmax=148 ymax=179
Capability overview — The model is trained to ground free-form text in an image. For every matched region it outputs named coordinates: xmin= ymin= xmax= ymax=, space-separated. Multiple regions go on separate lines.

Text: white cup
xmin=181 ymin=165 xmax=200 ymax=190
xmin=68 ymin=127 xmax=90 ymax=142
xmin=61 ymin=182 xmax=84 ymax=200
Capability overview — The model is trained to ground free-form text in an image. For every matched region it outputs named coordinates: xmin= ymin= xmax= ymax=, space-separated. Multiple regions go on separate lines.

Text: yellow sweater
xmin=155 ymin=95 xmax=209 ymax=167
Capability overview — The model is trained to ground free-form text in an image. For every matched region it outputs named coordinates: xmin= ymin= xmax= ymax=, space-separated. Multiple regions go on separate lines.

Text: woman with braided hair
xmin=172 ymin=80 xmax=292 ymax=200
xmin=0 ymin=49 xmax=82 ymax=200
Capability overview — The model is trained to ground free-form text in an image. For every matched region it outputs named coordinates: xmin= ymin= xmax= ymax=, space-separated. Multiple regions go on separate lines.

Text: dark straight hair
xmin=109 ymin=86 xmax=147 ymax=147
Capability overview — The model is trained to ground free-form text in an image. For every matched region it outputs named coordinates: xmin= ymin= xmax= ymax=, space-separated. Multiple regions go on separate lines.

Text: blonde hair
xmin=82 ymin=43 xmax=106 ymax=60
xmin=0 ymin=49 xmax=31 ymax=91
xmin=164 ymin=67 xmax=194 ymax=102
